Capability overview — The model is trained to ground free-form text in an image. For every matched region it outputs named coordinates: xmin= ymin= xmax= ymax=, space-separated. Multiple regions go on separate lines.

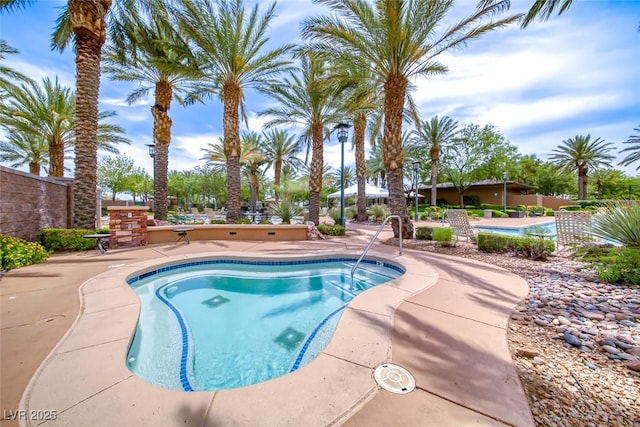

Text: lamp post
xmin=412 ymin=161 xmax=421 ymax=221
xmin=335 ymin=123 xmax=350 ymax=227
xmin=502 ymin=171 xmax=508 ymax=213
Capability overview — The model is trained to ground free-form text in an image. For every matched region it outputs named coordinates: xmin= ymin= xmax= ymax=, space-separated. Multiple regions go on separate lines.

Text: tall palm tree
xmin=619 ymin=125 xmax=640 ymax=171
xmin=177 ymin=0 xmax=292 ymax=223
xmin=261 ymin=54 xmax=345 ymax=225
xmin=0 ymin=133 xmax=48 ymax=175
xmin=410 ymin=115 xmax=459 ymax=207
xmin=261 ymin=129 xmax=303 ymax=202
xmin=337 ymin=66 xmax=383 ymax=221
xmin=303 ymin=0 xmax=519 ymax=238
xmin=549 ymin=134 xmax=615 ymax=200
xmin=103 ymin=0 xmax=202 ymax=220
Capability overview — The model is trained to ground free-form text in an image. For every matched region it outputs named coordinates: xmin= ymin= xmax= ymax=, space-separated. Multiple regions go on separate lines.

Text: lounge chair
xmin=555 ymin=211 xmax=594 ymax=247
xmin=190 ymin=207 xmax=205 ymax=221
xmin=443 ymin=209 xmax=478 ymax=241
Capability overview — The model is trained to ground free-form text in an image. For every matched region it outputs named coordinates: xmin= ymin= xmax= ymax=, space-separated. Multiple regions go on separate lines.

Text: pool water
xmin=126 ymin=258 xmax=404 ymax=391
xmin=476 ymin=222 xmax=556 ymax=237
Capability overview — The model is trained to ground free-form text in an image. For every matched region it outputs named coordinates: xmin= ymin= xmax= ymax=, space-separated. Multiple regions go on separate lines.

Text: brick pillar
xmin=108 ymin=206 xmax=149 ymax=248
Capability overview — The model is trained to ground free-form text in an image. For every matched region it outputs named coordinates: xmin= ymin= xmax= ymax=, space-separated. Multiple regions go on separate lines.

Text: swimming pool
xmin=476 ymin=222 xmax=556 ymax=237
xmin=126 ymin=257 xmax=404 ymax=391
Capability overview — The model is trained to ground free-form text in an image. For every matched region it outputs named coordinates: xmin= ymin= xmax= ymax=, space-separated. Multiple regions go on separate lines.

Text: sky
xmin=1 ymin=0 xmax=639 ymax=181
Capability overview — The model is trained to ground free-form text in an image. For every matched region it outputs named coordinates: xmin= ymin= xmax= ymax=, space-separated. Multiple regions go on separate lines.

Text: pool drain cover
xmin=373 ymin=364 xmax=415 ymax=394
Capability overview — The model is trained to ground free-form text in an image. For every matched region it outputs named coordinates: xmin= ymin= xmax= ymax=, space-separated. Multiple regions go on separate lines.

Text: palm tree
xmin=336 ymin=66 xmax=384 ymax=221
xmin=240 ymin=132 xmax=267 ymax=212
xmin=619 ymin=125 xmax=640 ymax=171
xmin=261 ymin=129 xmax=303 ymax=202
xmin=303 ymin=0 xmax=519 ymax=238
xmin=103 ymin=0 xmax=202 ymax=220
xmin=261 ymin=54 xmax=345 ymax=225
xmin=0 ymin=133 xmax=48 ymax=175
xmin=549 ymin=134 xmax=615 ymax=200
xmin=0 ymin=78 xmax=128 ymax=177
xmin=410 ymin=115 xmax=459 ymax=207
xmin=0 ymin=77 xmax=73 ymax=177
xmin=177 ymin=0 xmax=292 ymax=223
xmin=366 ymin=140 xmax=386 ymax=188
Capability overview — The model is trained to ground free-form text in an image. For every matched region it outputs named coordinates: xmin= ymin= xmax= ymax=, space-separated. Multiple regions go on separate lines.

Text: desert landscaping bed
xmin=388 ymin=238 xmax=639 ymax=427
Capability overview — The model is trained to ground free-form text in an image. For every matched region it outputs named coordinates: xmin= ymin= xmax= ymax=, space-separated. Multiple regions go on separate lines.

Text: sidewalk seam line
xmin=404 ymin=300 xmax=505 ymax=330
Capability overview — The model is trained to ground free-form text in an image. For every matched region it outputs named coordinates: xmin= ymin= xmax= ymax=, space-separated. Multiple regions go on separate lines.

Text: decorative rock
xmin=602 ymin=345 xmax=620 ymax=354
xmin=619 ymin=320 xmax=636 ymax=327
xmin=533 ymin=357 xmax=544 ymax=365
xmin=582 ymin=311 xmax=605 ymax=321
xmin=626 ymin=361 xmax=640 ymax=371
xmin=584 ymin=361 xmax=597 ymax=370
xmin=557 ymin=316 xmax=571 ymax=326
xmin=614 ymin=340 xmax=634 ymax=350
xmin=617 ymin=353 xmax=638 ymax=361
xmin=515 ymin=349 xmax=540 ymax=358
xmin=534 ymin=318 xmax=549 ymax=327
xmin=564 ymin=331 xmax=582 ymax=348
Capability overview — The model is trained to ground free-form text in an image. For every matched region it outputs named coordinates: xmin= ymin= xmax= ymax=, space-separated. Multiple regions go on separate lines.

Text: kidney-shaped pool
xmin=126 ymin=257 xmax=404 ymax=391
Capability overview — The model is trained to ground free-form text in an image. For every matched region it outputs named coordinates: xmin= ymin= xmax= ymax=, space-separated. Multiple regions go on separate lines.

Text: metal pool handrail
xmin=351 ymin=215 xmax=403 ymax=279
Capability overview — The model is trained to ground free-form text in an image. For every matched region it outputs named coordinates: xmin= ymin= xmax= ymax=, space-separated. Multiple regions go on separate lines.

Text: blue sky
xmin=1 ymin=0 xmax=639 ymax=179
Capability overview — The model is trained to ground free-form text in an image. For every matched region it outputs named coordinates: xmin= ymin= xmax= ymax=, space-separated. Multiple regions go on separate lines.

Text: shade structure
xmin=327 ymin=183 xmax=389 ymax=199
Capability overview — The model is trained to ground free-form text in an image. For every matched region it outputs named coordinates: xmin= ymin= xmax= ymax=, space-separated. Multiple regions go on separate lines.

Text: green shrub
xmin=432 ymin=227 xmax=455 ymax=246
xmin=317 ymin=223 xmax=345 ymax=236
xmin=415 ymin=226 xmax=435 ymax=240
xmin=0 ymin=235 xmax=49 ymax=270
xmin=39 ymin=228 xmax=99 ymax=252
xmin=545 ymin=209 xmax=555 ymax=216
xmin=592 ymin=200 xmax=640 ymax=248
xmin=271 ymin=197 xmax=303 ymax=224
xmin=594 ymin=248 xmax=640 ymax=286
xmin=235 ymin=217 xmax=253 ymax=224
xmin=345 ymin=206 xmax=357 ymax=220
xmin=367 ymin=204 xmax=390 ymax=221
xmin=210 ymin=219 xmax=226 ymax=224
xmin=96 ymin=227 xmax=110 ymax=234
xmin=328 ymin=207 xmax=341 ymax=225
xmin=509 ymin=236 xmax=555 ymax=260
xmin=492 ymin=209 xmax=508 ymax=218
xmin=477 ymin=232 xmax=510 ymax=253
xmin=527 ymin=205 xmax=545 ymax=216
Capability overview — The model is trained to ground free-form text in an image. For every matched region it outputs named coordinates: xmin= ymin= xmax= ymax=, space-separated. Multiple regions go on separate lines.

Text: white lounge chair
xmin=555 ymin=211 xmax=594 ymax=247
xmin=443 ymin=209 xmax=478 ymax=241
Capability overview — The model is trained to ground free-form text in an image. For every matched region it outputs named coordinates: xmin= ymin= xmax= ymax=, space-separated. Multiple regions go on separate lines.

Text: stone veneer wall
xmin=0 ymin=166 xmax=73 ymax=241
xmin=108 ymin=206 xmax=148 ymax=248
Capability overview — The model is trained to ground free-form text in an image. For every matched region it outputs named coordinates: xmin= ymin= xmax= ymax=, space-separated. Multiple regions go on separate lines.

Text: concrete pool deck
xmin=0 ymin=218 xmax=545 ymax=427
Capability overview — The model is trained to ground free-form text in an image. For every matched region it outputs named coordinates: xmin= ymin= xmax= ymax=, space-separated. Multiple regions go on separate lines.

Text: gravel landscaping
xmin=390 ymin=238 xmax=640 ymax=427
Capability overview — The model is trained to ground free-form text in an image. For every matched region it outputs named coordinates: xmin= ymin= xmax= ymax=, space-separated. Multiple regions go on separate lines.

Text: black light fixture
xmin=146 ymin=143 xmax=156 ymax=158
xmin=334 ymin=123 xmax=350 ymax=227
xmin=502 ymin=171 xmax=508 ymax=213
xmin=412 ymin=161 xmax=421 ymax=221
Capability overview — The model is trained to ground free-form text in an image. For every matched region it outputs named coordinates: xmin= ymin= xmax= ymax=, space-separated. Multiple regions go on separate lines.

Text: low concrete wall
xmin=147 ymin=224 xmax=309 ymax=244
xmin=0 ymin=166 xmax=73 ymax=241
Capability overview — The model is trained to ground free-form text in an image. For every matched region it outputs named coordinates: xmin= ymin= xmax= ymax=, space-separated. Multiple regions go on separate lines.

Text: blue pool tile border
xmin=154 ymin=285 xmax=195 ymax=392
xmin=289 ymin=303 xmax=348 ymax=373
xmin=127 ymin=257 xmax=404 ymax=285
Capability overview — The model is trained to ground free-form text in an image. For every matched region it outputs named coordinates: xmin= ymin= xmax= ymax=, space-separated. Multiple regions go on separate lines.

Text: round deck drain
xmin=373 ymin=364 xmax=415 ymax=394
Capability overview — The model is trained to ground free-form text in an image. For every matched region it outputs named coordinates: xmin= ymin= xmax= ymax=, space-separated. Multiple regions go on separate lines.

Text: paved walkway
xmin=1 ymin=219 xmax=540 ymax=427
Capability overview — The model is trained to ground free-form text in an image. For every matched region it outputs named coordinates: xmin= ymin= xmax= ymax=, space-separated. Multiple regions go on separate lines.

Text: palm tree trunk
xmin=383 ymin=75 xmax=413 ymax=239
xmin=430 ymin=146 xmax=439 ymax=206
xmin=308 ymin=121 xmax=324 ymax=225
xmin=250 ymin=166 xmax=259 ymax=212
xmin=49 ymin=135 xmax=65 ymax=177
xmin=354 ymin=115 xmax=367 ymax=222
xmin=274 ymin=158 xmax=282 ymax=202
xmin=29 ymin=161 xmax=40 ymax=176
xmin=578 ymin=166 xmax=588 ymax=200
xmin=223 ymin=81 xmax=242 ymax=223
xmin=151 ymin=80 xmax=173 ymax=220
xmin=71 ymin=0 xmax=109 ymax=229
